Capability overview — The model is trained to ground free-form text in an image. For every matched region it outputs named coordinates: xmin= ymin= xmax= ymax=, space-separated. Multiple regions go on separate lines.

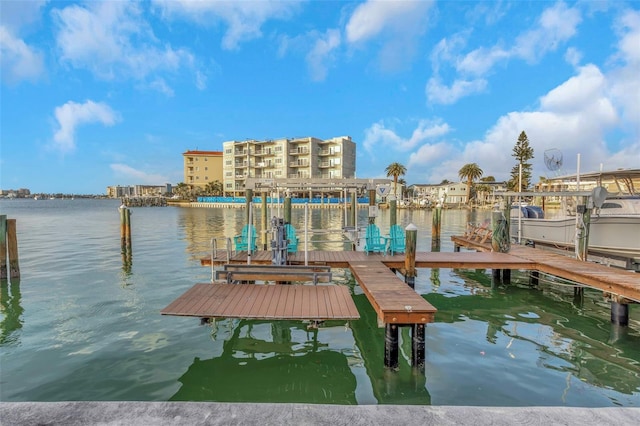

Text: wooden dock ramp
xmin=348 ymin=260 xmax=436 ymax=324
xmin=161 ymin=283 xmax=359 ymax=321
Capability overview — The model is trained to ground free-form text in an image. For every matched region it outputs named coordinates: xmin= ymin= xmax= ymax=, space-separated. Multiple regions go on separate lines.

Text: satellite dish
xmin=591 ymin=186 xmax=608 ymax=208
xmin=544 ymin=149 xmax=563 ymax=172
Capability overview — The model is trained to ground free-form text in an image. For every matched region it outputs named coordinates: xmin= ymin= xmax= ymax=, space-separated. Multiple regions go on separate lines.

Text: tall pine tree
xmin=509 ymin=131 xmax=534 ymax=191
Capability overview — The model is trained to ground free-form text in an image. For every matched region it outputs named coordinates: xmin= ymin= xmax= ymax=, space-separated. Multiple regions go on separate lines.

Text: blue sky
xmin=1 ymin=0 xmax=639 ymax=194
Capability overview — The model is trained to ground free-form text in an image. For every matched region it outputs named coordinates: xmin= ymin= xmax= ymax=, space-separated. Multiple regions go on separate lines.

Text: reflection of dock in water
xmin=170 ymin=320 xmax=358 ymax=404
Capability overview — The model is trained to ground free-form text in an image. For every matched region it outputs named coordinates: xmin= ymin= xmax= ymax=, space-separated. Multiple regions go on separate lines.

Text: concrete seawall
xmin=1 ymin=402 xmax=639 ymax=425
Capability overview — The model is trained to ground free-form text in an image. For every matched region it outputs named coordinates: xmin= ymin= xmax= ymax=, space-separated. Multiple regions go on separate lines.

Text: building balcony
xmin=289 ymin=162 xmax=309 ymax=168
xmin=289 ymin=149 xmax=309 ymax=155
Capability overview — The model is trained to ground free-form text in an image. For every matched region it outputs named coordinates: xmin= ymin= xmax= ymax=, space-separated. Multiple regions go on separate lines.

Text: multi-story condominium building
xmin=222 ymin=136 xmax=356 ymax=195
xmin=182 ymin=150 xmax=224 ymax=189
xmin=106 ymin=184 xmax=172 ymax=198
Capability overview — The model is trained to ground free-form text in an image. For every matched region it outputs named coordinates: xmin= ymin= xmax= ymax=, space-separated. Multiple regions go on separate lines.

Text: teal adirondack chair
xmin=387 ymin=224 xmax=406 ymax=255
xmin=363 ymin=224 xmax=386 ymax=254
xmin=284 ymin=224 xmax=299 ymax=253
xmin=234 ymin=224 xmax=258 ymax=252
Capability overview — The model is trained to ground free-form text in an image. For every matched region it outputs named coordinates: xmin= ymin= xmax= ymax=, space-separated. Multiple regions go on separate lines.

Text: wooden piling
xmin=7 ymin=220 xmax=20 ymax=279
xmin=261 ymin=195 xmax=268 ymax=250
xmin=368 ymin=189 xmax=376 ymax=225
xmin=611 ymin=301 xmax=629 ymax=326
xmin=350 ymin=192 xmax=356 ymax=227
xmin=0 ymin=215 xmax=6 ymax=280
xmin=120 ymin=206 xmax=132 ymax=267
xmin=576 ymin=195 xmax=591 ymax=262
xmin=411 ymin=323 xmax=426 ymax=368
xmin=491 ymin=210 xmax=510 ymax=284
xmin=389 ymin=198 xmax=397 ymax=226
xmin=125 ymin=209 xmax=132 ymax=254
xmin=432 ymin=206 xmax=441 ymax=246
xmin=245 ymin=189 xmax=253 ymax=224
xmin=405 ymin=224 xmax=417 ymax=288
xmin=284 ymin=196 xmax=292 ymax=224
xmin=384 ymin=323 xmax=399 ymax=369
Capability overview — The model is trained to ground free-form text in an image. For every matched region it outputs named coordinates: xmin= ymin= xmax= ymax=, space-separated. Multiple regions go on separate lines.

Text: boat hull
xmin=511 ymin=215 xmax=640 ymax=258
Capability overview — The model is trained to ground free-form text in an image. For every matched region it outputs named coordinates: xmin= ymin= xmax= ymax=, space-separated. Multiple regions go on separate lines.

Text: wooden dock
xmin=161 ymin=283 xmax=358 ymax=320
xmin=452 ymin=235 xmax=640 ymax=303
xmin=164 ymin=239 xmax=638 ymax=369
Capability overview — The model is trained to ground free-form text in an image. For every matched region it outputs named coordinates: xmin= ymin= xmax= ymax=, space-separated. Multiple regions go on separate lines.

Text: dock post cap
xmin=405 ymin=223 xmax=417 ymax=231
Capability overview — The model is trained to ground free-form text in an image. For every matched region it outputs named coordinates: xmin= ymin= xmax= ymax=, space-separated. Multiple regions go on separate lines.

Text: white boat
xmin=510 ymin=169 xmax=640 ymax=270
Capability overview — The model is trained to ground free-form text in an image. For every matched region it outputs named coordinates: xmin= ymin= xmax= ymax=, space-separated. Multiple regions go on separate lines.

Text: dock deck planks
xmin=348 ymin=260 xmax=437 ymax=324
xmin=187 ymin=237 xmax=639 ymax=325
xmin=161 ymin=283 xmax=359 ymax=320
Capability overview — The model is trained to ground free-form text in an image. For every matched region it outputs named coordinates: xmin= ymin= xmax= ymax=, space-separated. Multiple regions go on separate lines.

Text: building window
xmin=205 ymin=176 xmax=208 ymax=180
xmin=205 ymin=167 xmax=208 ymax=171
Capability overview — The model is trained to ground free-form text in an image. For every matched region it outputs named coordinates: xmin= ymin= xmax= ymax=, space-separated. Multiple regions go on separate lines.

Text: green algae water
xmin=1 ymin=198 xmax=639 ymax=406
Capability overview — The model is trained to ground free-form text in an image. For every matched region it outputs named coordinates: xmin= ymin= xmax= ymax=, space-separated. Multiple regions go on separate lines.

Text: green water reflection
xmin=170 ymin=321 xmax=358 ymax=404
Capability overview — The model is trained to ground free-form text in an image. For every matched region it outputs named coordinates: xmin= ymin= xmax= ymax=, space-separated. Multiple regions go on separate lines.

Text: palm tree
xmin=204 ymin=180 xmax=223 ymax=196
xmin=385 ymin=162 xmax=406 ymax=198
xmin=458 ymin=163 xmax=483 ymax=205
xmin=175 ymin=182 xmax=190 ymax=199
xmin=397 ymin=178 xmax=406 ymax=199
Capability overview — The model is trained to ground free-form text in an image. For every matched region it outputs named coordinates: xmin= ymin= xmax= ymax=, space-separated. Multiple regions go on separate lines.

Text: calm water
xmin=1 ymin=198 xmax=639 ymax=406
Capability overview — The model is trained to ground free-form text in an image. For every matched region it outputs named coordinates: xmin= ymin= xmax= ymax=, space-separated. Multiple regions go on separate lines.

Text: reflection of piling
xmin=120 ymin=207 xmax=132 ymax=270
xmin=0 ymin=216 xmax=20 ymax=280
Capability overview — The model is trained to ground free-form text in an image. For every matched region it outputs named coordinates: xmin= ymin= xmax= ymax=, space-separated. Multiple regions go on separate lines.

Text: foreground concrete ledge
xmin=1 ymin=402 xmax=639 ymax=425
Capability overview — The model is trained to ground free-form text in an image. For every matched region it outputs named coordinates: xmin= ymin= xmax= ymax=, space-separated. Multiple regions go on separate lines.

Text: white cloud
xmin=345 ymin=0 xmax=431 ymax=44
xmin=426 ymin=77 xmax=487 ymax=105
xmin=0 ymin=26 xmax=45 ymax=84
xmin=608 ymin=9 xmax=640 ymax=136
xmin=0 ymin=0 xmax=47 ymax=32
xmin=110 ymin=163 xmax=168 ymax=185
xmin=428 ymin=1 xmax=582 ymax=105
xmin=306 ymin=29 xmax=341 ymax=82
xmin=459 ymin=64 xmax=624 ymax=181
xmin=0 ymin=0 xmax=46 ymax=84
xmin=52 ymin=1 xmax=194 ymax=92
xmin=345 ymin=0 xmax=433 ymax=71
xmin=147 ymin=78 xmax=175 ymax=97
xmin=456 ymin=45 xmax=509 ymax=76
xmin=53 ymin=100 xmax=119 ymax=153
xmin=152 ymin=0 xmax=300 ymax=50
xmin=363 ymin=119 xmax=451 ymax=153
xmin=512 ymin=1 xmax=582 ymax=63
